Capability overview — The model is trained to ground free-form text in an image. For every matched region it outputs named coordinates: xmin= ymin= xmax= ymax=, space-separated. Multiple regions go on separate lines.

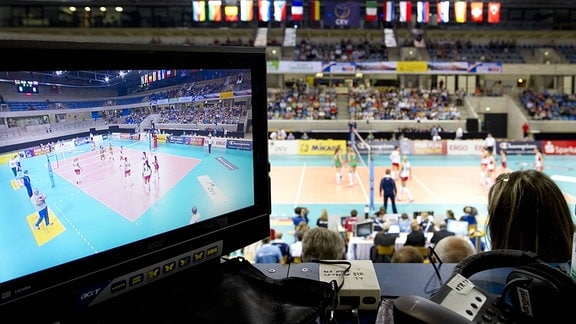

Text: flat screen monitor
xmin=0 ymin=41 xmax=271 ymax=321
xmin=446 ymin=220 xmax=470 ymax=237
xmin=353 ymin=220 xmax=374 ymax=238
xmin=388 ymin=224 xmax=400 ymax=234
xmin=328 ymin=214 xmax=344 ymax=232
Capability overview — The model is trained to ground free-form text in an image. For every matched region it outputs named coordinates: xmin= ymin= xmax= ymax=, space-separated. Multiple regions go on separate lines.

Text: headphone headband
xmin=453 ymin=249 xmax=542 ymax=278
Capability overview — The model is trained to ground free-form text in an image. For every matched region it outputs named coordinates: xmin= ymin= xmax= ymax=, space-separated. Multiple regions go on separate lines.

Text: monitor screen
xmin=354 ymin=220 xmax=374 ymax=238
xmin=328 ymin=214 xmax=344 ymax=232
xmin=388 ymin=224 xmax=400 ymax=234
xmin=446 ymin=220 xmax=470 ymax=237
xmin=0 ymin=41 xmax=270 ymax=320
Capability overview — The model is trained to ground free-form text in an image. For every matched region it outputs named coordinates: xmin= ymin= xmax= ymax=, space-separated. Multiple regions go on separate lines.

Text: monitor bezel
xmin=446 ymin=219 xmax=471 ymax=237
xmin=353 ymin=219 xmax=374 ymax=238
xmin=0 ymin=40 xmax=271 ymax=319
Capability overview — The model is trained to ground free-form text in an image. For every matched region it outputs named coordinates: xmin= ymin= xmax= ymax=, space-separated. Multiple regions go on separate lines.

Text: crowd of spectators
xmin=267 ymin=81 xmax=462 ymax=122
xmin=3 ymin=72 xmax=248 ymax=135
xmin=519 ymin=89 xmax=576 ymax=120
xmin=347 ymin=85 xmax=461 ymax=121
xmin=294 ymin=38 xmax=387 ymax=62
xmin=156 ymin=102 xmax=244 ymax=126
xmin=426 ymin=38 xmax=523 ymax=63
xmin=267 ymin=80 xmax=339 ymax=120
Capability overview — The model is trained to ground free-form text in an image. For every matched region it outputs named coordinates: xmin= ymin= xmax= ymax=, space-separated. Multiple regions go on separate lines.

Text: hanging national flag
xmin=383 ymin=1 xmax=395 ymax=22
xmin=258 ymin=0 xmax=271 ymax=22
xmin=399 ymin=1 xmax=412 ymax=22
xmin=273 ymin=0 xmax=286 ymax=22
xmin=454 ymin=1 xmax=467 ymax=23
xmin=311 ymin=0 xmax=320 ymax=21
xmin=208 ymin=0 xmax=222 ymax=21
xmin=416 ymin=1 xmax=429 ymax=23
xmin=487 ymin=2 xmax=501 ymax=24
xmin=224 ymin=1 xmax=239 ymax=22
xmin=366 ymin=1 xmax=377 ymax=22
xmin=193 ymin=1 xmax=206 ymax=22
xmin=437 ymin=1 xmax=449 ymax=23
xmin=240 ymin=0 xmax=253 ymax=21
xmin=291 ymin=0 xmax=303 ymax=21
xmin=470 ymin=2 xmax=483 ymax=23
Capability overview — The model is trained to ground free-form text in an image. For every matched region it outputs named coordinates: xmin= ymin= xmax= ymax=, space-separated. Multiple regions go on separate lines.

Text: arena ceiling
xmin=2 ymin=70 xmax=142 ymax=88
xmin=2 ymin=0 xmax=576 ymax=9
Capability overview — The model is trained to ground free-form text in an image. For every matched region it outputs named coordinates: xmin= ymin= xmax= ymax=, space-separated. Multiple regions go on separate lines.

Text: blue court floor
xmin=0 ymin=138 xmax=253 ymax=283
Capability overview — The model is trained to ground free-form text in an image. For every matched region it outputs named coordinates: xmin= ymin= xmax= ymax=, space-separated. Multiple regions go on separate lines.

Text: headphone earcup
xmin=505 ymin=263 xmax=576 ymax=321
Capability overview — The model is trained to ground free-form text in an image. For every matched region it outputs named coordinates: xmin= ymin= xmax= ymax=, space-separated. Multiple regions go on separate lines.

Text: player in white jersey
xmin=534 ymin=147 xmax=544 ymax=171
xmin=397 ymin=155 xmax=414 ymax=202
xmin=389 ymin=146 xmax=401 ymax=180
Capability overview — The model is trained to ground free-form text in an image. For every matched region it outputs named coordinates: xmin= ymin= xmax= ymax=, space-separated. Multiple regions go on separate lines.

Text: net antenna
xmin=352 ymin=128 xmax=375 ymax=212
xmin=46 ymin=153 xmax=56 ymax=188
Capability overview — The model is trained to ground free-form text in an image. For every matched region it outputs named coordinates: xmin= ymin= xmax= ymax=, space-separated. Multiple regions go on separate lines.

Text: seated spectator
xmin=254 ymin=237 xmax=283 ymax=263
xmin=290 ymin=230 xmax=304 ymax=263
xmin=301 ymin=227 xmax=346 ymax=262
xmin=404 ymin=220 xmax=426 ymax=247
xmin=270 ymin=230 xmax=291 ymax=264
xmin=391 ymin=246 xmax=424 ymax=263
xmin=292 ymin=206 xmax=308 ymax=227
xmin=372 ymin=207 xmax=387 ymax=232
xmin=398 ymin=212 xmax=411 ymax=233
xmin=487 ymin=170 xmax=575 ymax=262
xmin=432 ymin=236 xmax=476 ymax=263
xmin=373 ymin=222 xmax=399 ymax=263
xmin=343 ymin=209 xmax=360 ymax=236
xmin=444 ymin=209 xmax=456 ymax=224
xmin=295 ymin=221 xmax=310 ymax=236
xmin=460 ymin=206 xmax=483 ymax=250
xmin=459 ymin=206 xmax=478 ymax=227
xmin=419 ymin=212 xmax=436 ymax=232
xmin=316 ymin=208 xmax=329 ymax=228
xmin=429 ymin=222 xmax=455 ymax=246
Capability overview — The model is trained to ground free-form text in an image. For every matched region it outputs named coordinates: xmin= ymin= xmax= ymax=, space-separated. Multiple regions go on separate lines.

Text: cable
xmin=350 ymin=307 xmax=361 ymax=324
xmin=310 ymin=260 xmax=352 ymax=293
xmin=428 ymin=246 xmax=444 ymax=286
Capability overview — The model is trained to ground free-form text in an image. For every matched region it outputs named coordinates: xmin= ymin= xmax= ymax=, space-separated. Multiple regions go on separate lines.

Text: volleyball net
xmin=351 ymin=128 xmax=376 ymax=211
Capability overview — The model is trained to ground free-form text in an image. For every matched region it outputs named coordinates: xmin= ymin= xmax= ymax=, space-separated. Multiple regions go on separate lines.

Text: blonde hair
xmin=391 ymin=246 xmax=424 ymax=263
xmin=319 ymin=208 xmax=328 ymax=221
xmin=409 ymin=219 xmax=420 ymax=231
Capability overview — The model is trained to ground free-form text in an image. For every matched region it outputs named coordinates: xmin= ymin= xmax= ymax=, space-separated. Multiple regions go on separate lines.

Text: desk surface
xmin=255 ymin=262 xmax=511 ymax=299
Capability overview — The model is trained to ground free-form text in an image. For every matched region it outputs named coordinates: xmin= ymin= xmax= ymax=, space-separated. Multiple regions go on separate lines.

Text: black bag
xmin=183 ymin=257 xmax=337 ymax=324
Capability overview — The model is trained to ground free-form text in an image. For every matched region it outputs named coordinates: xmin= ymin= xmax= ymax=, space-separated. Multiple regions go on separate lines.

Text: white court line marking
xmin=358 ymin=166 xmax=370 ymax=205
xmin=294 ymin=162 xmax=306 ymax=207
xmin=412 ymin=173 xmax=449 ymax=210
xmin=551 ymin=175 xmax=576 ymax=183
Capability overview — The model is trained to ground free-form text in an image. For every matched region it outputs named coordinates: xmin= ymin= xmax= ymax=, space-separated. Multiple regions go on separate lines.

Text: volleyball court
xmin=50 ymin=140 xmax=201 ymax=221
xmin=269 ymin=131 xmax=576 ymax=244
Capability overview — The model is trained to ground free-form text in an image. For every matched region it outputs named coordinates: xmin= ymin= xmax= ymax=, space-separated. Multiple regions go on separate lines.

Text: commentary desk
xmin=59 ymin=261 xmax=533 ymax=324
xmin=255 ymin=262 xmax=510 ymax=299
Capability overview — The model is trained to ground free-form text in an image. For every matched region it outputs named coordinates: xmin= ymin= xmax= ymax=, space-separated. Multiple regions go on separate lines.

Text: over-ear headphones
xmin=452 ymin=249 xmax=576 ymax=322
